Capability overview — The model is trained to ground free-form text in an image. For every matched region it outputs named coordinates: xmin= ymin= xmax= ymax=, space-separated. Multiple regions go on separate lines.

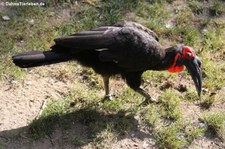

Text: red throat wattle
xmin=168 ymin=46 xmax=195 ymax=73
xmin=168 ymin=53 xmax=184 ymax=73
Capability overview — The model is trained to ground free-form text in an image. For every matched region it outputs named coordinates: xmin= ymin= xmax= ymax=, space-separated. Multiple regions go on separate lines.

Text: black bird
xmin=12 ymin=21 xmax=202 ymax=103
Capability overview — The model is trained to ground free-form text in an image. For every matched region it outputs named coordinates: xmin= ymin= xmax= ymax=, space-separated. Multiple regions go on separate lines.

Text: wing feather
xmin=51 ymin=21 xmax=164 ymax=71
xmin=53 ymin=28 xmax=117 ymax=51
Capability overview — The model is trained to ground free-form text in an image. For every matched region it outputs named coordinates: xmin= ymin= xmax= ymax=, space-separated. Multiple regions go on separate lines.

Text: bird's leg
xmin=102 ymin=75 xmax=113 ymax=100
xmin=135 ymin=87 xmax=158 ymax=105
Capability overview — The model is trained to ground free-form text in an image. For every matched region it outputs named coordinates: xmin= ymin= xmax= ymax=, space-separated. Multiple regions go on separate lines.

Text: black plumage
xmin=12 ymin=21 xmax=202 ymax=103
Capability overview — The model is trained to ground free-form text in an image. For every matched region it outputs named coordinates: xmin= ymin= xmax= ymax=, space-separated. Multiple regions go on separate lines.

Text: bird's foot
xmin=139 ymin=97 xmax=159 ymax=106
xmin=102 ymin=94 xmax=115 ymax=102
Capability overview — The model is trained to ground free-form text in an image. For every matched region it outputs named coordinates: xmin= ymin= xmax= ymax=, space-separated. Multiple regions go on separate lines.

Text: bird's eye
xmin=182 ymin=46 xmax=195 ymax=59
xmin=186 ymin=52 xmax=192 ymax=57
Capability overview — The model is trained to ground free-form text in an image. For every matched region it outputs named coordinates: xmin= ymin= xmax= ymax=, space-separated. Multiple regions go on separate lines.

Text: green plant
xmin=29 ymin=97 xmax=72 ymax=139
xmin=154 ymin=123 xmax=187 ymax=149
xmin=209 ymin=1 xmax=225 ymax=16
xmin=203 ymin=113 xmax=225 ymax=140
xmin=188 ymin=1 xmax=205 ymax=15
xmin=160 ymin=89 xmax=181 ymax=121
xmin=185 ymin=127 xmax=204 ymax=144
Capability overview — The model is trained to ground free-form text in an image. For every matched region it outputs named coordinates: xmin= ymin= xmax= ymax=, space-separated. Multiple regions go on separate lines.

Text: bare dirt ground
xmin=0 ymin=63 xmax=225 ymax=149
xmin=0 ymin=64 xmax=158 ymax=149
xmin=0 ymin=68 xmax=72 ymax=132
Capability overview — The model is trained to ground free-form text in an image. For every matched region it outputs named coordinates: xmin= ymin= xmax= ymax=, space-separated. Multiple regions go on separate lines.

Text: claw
xmin=101 ymin=94 xmax=115 ymax=102
xmin=139 ymin=97 xmax=159 ymax=106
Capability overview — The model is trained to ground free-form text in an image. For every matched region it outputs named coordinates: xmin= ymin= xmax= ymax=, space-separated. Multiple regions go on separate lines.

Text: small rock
xmin=202 ymin=28 xmax=208 ymax=34
xmin=25 ymin=81 xmax=32 ymax=85
xmin=165 ymin=20 xmax=174 ymax=29
xmin=202 ymin=88 xmax=209 ymax=93
xmin=143 ymin=141 xmax=149 ymax=148
xmin=28 ymin=19 xmax=34 ymax=25
xmin=131 ymin=133 xmax=135 ymax=137
xmin=2 ymin=15 xmax=10 ymax=21
xmin=175 ymin=9 xmax=179 ymax=14
xmin=12 ymin=80 xmax=18 ymax=84
xmin=199 ymin=122 xmax=206 ymax=128
xmin=199 ymin=123 xmax=205 ymax=128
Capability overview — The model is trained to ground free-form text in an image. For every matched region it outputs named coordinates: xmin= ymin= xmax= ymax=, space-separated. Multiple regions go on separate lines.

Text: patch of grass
xmin=202 ymin=60 xmax=225 ymax=92
xmin=188 ymin=0 xmax=225 ymax=17
xmin=185 ymin=126 xmax=204 ymax=144
xmin=100 ymin=1 xmax=123 ymax=25
xmin=175 ymin=7 xmax=194 ymax=26
xmin=142 ymin=71 xmax=174 ymax=87
xmin=29 ymin=97 xmax=72 ymax=139
xmin=184 ymin=89 xmax=199 ymax=101
xmin=144 ymin=104 xmax=163 ymax=128
xmin=69 ymin=79 xmax=101 ymax=105
xmin=29 ymin=79 xmax=136 ymax=141
xmin=136 ymin=2 xmax=170 ymax=34
xmin=0 ymin=54 xmax=26 ymax=80
xmin=147 ymin=0 xmax=174 ymax=4
xmin=81 ymin=68 xmax=102 ymax=89
xmin=30 ymin=98 xmax=136 ymax=141
xmin=55 ymin=5 xmax=101 ymax=36
xmin=154 ymin=123 xmax=187 ymax=149
xmin=45 ymin=0 xmax=75 ymax=6
xmin=209 ymin=0 xmax=225 ymax=16
xmin=74 ymin=108 xmax=136 ymax=147
xmin=91 ymin=125 xmax=117 ymax=148
xmin=101 ymin=99 xmax=123 ymax=114
xmin=200 ymin=94 xmax=216 ymax=109
xmin=188 ymin=1 xmax=205 ymax=15
xmin=202 ymin=27 xmax=224 ymax=52
xmin=0 ymin=6 xmax=57 ymax=79
xmin=100 ymin=0 xmax=141 ymax=24
xmin=153 ymin=121 xmax=204 ymax=149
xmin=120 ymin=88 xmax=143 ymax=104
xmin=168 ymin=24 xmax=201 ymax=46
xmin=72 ymin=137 xmax=87 ymax=147
xmin=203 ymin=113 xmax=225 ymax=140
xmin=159 ymin=89 xmax=181 ymax=121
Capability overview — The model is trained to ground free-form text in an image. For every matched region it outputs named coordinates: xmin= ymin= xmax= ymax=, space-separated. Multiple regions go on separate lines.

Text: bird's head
xmin=167 ymin=45 xmax=202 ymax=96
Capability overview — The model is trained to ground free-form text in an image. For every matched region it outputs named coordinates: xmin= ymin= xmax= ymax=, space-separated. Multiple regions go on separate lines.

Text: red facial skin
xmin=168 ymin=46 xmax=195 ymax=73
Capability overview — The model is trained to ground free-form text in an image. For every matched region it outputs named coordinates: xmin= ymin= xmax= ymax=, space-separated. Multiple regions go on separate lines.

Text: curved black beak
xmin=184 ymin=56 xmax=202 ymax=96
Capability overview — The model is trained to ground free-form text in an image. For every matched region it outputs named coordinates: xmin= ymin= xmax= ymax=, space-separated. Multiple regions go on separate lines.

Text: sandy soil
xmin=0 ymin=66 xmax=72 ymax=132
xmin=0 ymin=64 xmax=224 ymax=149
xmin=0 ymin=64 xmax=158 ymax=149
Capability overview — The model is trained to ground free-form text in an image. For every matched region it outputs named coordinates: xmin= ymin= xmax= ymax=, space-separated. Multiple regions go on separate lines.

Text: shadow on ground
xmin=0 ymin=104 xmax=153 ymax=149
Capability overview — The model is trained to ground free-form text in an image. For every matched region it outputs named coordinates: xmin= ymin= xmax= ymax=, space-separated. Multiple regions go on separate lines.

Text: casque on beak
xmin=183 ymin=56 xmax=202 ymax=96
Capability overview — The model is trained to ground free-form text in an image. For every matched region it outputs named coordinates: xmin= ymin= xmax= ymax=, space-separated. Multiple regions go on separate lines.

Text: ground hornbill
xmin=12 ymin=21 xmax=202 ymax=104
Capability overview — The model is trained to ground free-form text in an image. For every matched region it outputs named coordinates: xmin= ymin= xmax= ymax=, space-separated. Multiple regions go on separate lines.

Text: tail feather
xmin=12 ymin=50 xmax=73 ymax=68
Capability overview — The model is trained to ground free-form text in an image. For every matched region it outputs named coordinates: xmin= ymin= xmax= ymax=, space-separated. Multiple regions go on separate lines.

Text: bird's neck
xmin=154 ymin=47 xmax=181 ymax=71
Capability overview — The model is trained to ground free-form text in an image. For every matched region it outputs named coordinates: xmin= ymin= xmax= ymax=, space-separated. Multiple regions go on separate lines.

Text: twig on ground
xmin=35 ymin=100 xmax=47 ymax=120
